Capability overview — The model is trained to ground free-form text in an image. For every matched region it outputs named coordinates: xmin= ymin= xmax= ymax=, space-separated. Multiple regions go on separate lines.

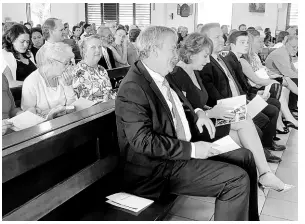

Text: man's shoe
xmin=264 ymin=148 xmax=282 ymax=163
xmin=265 ymin=142 xmax=286 ymax=151
xmin=273 ymin=136 xmax=281 ymax=141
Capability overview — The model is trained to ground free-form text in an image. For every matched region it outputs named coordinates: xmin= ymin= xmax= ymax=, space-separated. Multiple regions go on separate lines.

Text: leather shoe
xmin=265 ymin=141 xmax=286 ymax=151
xmin=276 ymin=129 xmax=289 ymax=134
xmin=284 ymin=121 xmax=298 ymax=130
xmin=273 ymin=136 xmax=281 ymax=141
xmin=264 ymin=148 xmax=282 ymax=163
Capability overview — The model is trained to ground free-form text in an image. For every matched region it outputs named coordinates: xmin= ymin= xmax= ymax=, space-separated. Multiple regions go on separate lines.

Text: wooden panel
xmin=107 ymin=66 xmax=130 ymax=79
xmin=2 ymin=110 xmax=115 ymax=183
xmin=3 ymin=156 xmax=118 ymax=221
xmin=2 ymin=100 xmax=114 ymax=150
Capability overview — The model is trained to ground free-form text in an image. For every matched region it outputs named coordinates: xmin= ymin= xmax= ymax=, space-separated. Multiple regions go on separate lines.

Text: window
xmin=286 ymin=3 xmax=298 ymax=28
xmin=27 ymin=3 xmax=51 ymax=26
xmin=86 ymin=3 xmax=151 ymax=28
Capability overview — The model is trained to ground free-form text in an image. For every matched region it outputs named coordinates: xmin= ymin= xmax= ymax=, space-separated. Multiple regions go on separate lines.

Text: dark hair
xmin=129 ymin=28 xmax=141 ymax=42
xmin=124 ymin=25 xmax=129 ymax=32
xmin=116 ymin=27 xmax=126 ymax=33
xmin=24 ymin=22 xmax=31 ymax=27
xmin=83 ymin=24 xmax=91 ymax=30
xmin=42 ymin=18 xmax=59 ymax=40
xmin=31 ymin=27 xmax=42 ymax=36
xmin=2 ymin=24 xmax=31 ymax=59
xmin=247 ymin=27 xmax=255 ymax=31
xmin=228 ymin=31 xmax=248 ymax=44
xmin=276 ymin=31 xmax=289 ymax=43
xmin=247 ymin=29 xmax=260 ymax=37
xmin=264 ymin=28 xmax=271 ymax=33
xmin=64 ymin=22 xmax=69 ymax=27
xmin=238 ymin=24 xmax=246 ymax=30
xmin=79 ymin=21 xmax=85 ymax=27
xmin=178 ymin=32 xmax=213 ymax=64
xmin=72 ymin=25 xmax=80 ymax=32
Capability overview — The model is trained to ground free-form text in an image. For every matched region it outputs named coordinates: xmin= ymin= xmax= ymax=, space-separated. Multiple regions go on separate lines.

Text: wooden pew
xmin=2 ymin=99 xmax=178 ymax=221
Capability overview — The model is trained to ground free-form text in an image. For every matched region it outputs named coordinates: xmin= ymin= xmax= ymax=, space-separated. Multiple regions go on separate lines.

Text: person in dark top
xmin=30 ymin=27 xmax=44 ymax=63
xmin=2 ymin=24 xmax=37 ymax=83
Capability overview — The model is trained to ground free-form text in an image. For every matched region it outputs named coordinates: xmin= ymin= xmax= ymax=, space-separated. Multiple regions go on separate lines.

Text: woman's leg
xmin=230 ymin=115 xmax=285 ymax=190
xmin=276 ymin=111 xmax=286 ymax=131
xmin=280 ymin=88 xmax=298 ymax=126
xmin=283 ymin=77 xmax=298 ymax=95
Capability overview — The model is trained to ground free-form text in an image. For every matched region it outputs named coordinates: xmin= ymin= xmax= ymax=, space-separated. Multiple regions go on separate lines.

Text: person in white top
xmin=80 ymin=24 xmax=92 ymax=41
xmin=21 ymin=42 xmax=77 ymax=118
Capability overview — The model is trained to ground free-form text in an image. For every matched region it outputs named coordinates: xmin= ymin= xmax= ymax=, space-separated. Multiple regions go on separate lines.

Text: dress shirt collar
xmin=142 ymin=61 xmax=165 ymax=84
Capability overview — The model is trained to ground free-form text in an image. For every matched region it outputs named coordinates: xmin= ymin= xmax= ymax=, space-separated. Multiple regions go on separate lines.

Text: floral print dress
xmin=72 ymin=61 xmax=116 ymax=103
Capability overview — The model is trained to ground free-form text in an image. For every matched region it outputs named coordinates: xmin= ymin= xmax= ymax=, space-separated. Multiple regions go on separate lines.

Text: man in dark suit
xmin=115 ymin=26 xmax=259 ymax=221
xmin=199 ymin=24 xmax=284 ymax=163
xmin=97 ymin=27 xmax=116 ymax=69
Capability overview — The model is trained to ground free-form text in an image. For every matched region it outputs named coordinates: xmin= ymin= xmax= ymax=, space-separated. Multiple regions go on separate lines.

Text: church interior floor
xmin=165 ymin=129 xmax=298 ymax=221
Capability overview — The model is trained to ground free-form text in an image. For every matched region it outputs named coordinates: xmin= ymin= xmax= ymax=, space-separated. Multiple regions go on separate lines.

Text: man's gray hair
xmin=200 ymin=23 xmax=220 ymax=36
xmin=98 ymin=26 xmax=111 ymax=37
xmin=136 ymin=26 xmax=176 ymax=60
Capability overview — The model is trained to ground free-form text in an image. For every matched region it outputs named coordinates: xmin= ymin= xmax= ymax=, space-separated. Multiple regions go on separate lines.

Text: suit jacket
xmin=167 ymin=66 xmax=230 ymax=142
xmin=115 ymin=61 xmax=196 ymax=199
xmin=98 ymin=47 xmax=116 ymax=69
xmin=199 ymin=54 xmax=245 ymax=107
xmin=224 ymin=51 xmax=258 ymax=100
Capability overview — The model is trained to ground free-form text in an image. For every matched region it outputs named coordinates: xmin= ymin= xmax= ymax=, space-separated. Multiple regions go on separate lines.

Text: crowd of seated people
xmin=2 ymin=17 xmax=298 ymax=221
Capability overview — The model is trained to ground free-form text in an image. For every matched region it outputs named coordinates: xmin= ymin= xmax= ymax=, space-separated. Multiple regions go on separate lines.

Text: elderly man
xmin=265 ymin=35 xmax=298 ymax=111
xmin=115 ymin=25 xmax=258 ymax=221
xmin=97 ymin=27 xmax=116 ymax=69
xmin=35 ymin=18 xmax=65 ymax=67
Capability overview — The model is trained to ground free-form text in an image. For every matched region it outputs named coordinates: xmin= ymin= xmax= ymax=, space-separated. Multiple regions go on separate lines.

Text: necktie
xmin=102 ymin=47 xmax=112 ymax=69
xmin=163 ymin=79 xmax=186 ymax=141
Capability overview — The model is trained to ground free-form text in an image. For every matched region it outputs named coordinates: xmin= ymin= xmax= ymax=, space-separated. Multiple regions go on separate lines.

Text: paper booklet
xmin=8 ymin=111 xmax=46 ymax=131
xmin=70 ymin=97 xmax=96 ymax=111
xmin=106 ymin=192 xmax=154 ymax=215
xmin=246 ymin=95 xmax=268 ymax=119
xmin=215 ymin=95 xmax=247 ymax=127
xmin=212 ymin=135 xmax=241 ymax=154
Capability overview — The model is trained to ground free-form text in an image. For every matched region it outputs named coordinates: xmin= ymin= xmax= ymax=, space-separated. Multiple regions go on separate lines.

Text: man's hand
xmin=2 ymin=119 xmax=13 ymax=136
xmin=196 ymin=110 xmax=215 ymax=139
xmin=193 ymin=141 xmax=221 ymax=159
xmin=210 ymin=103 xmax=235 ymax=120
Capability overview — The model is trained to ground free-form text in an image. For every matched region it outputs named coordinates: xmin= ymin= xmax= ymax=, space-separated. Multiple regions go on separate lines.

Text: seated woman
xmin=127 ymin=28 xmax=141 ymax=66
xmin=240 ymin=30 xmax=298 ymax=130
xmin=30 ymin=27 xmax=45 ymax=63
xmin=110 ymin=27 xmax=128 ymax=68
xmin=2 ymin=24 xmax=37 ymax=87
xmin=167 ymin=32 xmax=293 ymax=193
xmin=72 ymin=35 xmax=116 ymax=103
xmin=2 ymin=62 xmax=23 ymax=135
xmin=21 ymin=42 xmax=77 ymax=118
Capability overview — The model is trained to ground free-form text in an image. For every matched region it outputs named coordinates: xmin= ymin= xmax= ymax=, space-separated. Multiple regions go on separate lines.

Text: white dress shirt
xmin=142 ymin=62 xmax=196 ymax=158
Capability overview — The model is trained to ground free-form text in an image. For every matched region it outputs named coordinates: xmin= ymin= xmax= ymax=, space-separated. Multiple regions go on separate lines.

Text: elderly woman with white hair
xmin=21 ymin=42 xmax=77 ymax=118
xmin=72 ymin=35 xmax=116 ymax=103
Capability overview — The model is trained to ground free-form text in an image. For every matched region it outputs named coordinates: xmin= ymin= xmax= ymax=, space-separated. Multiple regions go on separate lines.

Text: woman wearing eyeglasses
xmin=2 ymin=24 xmax=37 ymax=87
xmin=72 ymin=35 xmax=116 ymax=103
xmin=21 ymin=42 xmax=77 ymax=118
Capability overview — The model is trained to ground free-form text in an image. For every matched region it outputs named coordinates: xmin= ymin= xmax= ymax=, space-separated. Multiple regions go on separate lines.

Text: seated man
xmin=97 ymin=27 xmax=116 ymax=70
xmin=199 ymin=24 xmax=284 ymax=163
xmin=265 ymin=35 xmax=298 ymax=111
xmin=115 ymin=25 xmax=259 ymax=221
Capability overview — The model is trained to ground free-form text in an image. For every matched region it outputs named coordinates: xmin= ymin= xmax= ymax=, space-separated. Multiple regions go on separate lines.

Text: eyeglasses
xmin=53 ymin=58 xmax=75 ymax=67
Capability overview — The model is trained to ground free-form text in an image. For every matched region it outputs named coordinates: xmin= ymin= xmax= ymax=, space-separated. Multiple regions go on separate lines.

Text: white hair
xmin=41 ymin=42 xmax=74 ymax=68
xmin=135 ymin=26 xmax=176 ymax=60
xmin=79 ymin=35 xmax=101 ymax=58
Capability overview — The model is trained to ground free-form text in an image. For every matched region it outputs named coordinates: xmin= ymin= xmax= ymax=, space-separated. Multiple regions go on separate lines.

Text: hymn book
xmin=106 ymin=192 xmax=154 ymax=215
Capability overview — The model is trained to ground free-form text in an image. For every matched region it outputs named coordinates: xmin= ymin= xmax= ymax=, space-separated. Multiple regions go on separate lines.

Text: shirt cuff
xmin=194 ymin=108 xmax=203 ymax=114
xmin=191 ymin=142 xmax=196 ymax=158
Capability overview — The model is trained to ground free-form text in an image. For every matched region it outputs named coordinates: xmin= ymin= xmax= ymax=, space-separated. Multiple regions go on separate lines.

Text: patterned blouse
xmin=72 ymin=61 xmax=116 ymax=103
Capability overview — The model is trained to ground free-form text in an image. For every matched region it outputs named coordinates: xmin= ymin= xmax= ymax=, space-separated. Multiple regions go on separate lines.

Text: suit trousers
xmin=169 ymin=148 xmax=259 ymax=221
xmin=288 ymin=78 xmax=298 ymax=110
xmin=253 ymin=98 xmax=280 ymax=147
